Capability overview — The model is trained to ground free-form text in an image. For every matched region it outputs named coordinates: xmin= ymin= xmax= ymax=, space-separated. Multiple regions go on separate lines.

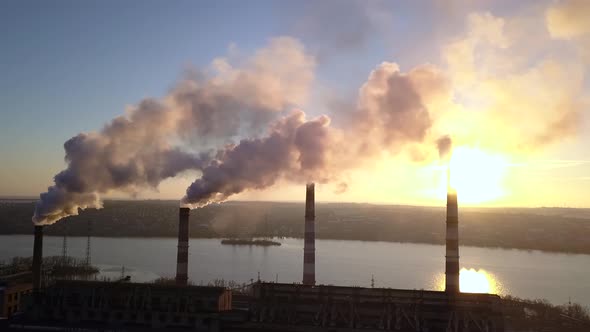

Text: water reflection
xmin=433 ymin=268 xmax=506 ymax=295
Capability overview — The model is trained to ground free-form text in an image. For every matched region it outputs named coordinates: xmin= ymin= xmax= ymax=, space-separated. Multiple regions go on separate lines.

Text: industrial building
xmin=8 ymin=183 xmax=509 ymax=331
xmin=221 ymin=185 xmax=504 ymax=332
xmin=22 ymin=280 xmax=231 ymax=330
xmin=0 ymin=272 xmax=33 ymax=318
xmin=233 ymin=282 xmax=504 ymax=331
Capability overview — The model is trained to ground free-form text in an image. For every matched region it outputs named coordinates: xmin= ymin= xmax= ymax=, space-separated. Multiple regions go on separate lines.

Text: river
xmin=1 ymin=235 xmax=588 ymax=307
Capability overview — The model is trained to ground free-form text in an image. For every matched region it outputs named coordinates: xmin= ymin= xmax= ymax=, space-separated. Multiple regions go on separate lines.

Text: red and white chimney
xmin=176 ymin=207 xmax=190 ymax=285
xmin=302 ymin=183 xmax=316 ymax=286
xmin=445 ymin=189 xmax=460 ymax=293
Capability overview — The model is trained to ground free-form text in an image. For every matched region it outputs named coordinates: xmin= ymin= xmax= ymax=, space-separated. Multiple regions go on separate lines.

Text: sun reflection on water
xmin=433 ymin=268 xmax=506 ymax=295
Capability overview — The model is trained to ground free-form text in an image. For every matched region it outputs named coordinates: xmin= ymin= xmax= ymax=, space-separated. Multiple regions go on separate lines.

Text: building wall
xmin=247 ymin=283 xmax=505 ymax=332
xmin=25 ymin=280 xmax=231 ymax=330
xmin=1 ymin=282 xmax=32 ymax=317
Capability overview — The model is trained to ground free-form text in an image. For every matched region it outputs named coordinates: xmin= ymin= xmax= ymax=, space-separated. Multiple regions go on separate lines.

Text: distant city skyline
xmin=1 ymin=0 xmax=589 ymax=209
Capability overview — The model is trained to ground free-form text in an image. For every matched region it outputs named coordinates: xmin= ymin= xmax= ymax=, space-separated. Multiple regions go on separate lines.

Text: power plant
xmin=7 ymin=184 xmax=507 ymax=332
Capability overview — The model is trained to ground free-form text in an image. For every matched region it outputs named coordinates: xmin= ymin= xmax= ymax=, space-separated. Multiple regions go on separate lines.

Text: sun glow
xmin=434 ymin=268 xmax=505 ymax=294
xmin=444 ymin=147 xmax=508 ymax=204
xmin=460 ymin=268 xmax=497 ymax=293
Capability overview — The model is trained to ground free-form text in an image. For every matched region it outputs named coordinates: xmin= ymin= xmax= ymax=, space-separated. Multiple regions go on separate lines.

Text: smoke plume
xmin=35 ymin=38 xmax=445 ymax=222
xmin=181 ymin=61 xmax=449 ymax=207
xmin=181 ymin=111 xmax=336 ymax=207
xmin=33 ymin=37 xmax=315 ymax=225
xmin=436 ymin=135 xmax=453 ymax=162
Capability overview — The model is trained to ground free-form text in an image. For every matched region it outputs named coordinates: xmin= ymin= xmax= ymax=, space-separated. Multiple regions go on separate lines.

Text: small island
xmin=221 ymin=239 xmax=281 ymax=246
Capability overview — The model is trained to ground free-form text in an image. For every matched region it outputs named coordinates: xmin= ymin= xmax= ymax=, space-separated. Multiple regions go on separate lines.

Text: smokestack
xmin=302 ymin=183 xmax=315 ymax=285
xmin=176 ymin=207 xmax=190 ymax=285
xmin=32 ymin=226 xmax=43 ymax=292
xmin=445 ymin=189 xmax=460 ymax=293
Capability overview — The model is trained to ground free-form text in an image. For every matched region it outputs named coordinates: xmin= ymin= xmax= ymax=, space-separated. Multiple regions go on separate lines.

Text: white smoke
xmin=33 ymin=37 xmax=315 ymax=225
xmin=181 ymin=61 xmax=450 ymax=207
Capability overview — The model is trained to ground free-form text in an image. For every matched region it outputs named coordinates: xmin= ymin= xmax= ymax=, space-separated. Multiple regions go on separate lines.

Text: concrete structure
xmin=85 ymin=219 xmax=92 ymax=266
xmin=176 ymin=207 xmax=190 ymax=285
xmin=445 ymin=189 xmax=460 ymax=293
xmin=32 ymin=226 xmax=43 ymax=292
xmin=242 ymin=282 xmax=504 ymax=332
xmin=0 ymin=272 xmax=33 ymax=318
xmin=23 ymin=280 xmax=231 ymax=331
xmin=302 ymin=183 xmax=315 ymax=286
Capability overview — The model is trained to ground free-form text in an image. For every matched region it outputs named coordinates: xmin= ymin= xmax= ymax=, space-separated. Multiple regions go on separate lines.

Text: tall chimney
xmin=445 ymin=189 xmax=460 ymax=293
xmin=32 ymin=225 xmax=43 ymax=291
xmin=302 ymin=183 xmax=315 ymax=285
xmin=176 ymin=207 xmax=190 ymax=285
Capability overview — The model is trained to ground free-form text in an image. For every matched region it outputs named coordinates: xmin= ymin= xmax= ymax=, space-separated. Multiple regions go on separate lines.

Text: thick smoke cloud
xmin=181 ymin=111 xmax=336 ymax=207
xmin=354 ymin=62 xmax=450 ymax=152
xmin=173 ymin=36 xmax=314 ymax=144
xmin=181 ymin=62 xmax=449 ymax=207
xmin=33 ymin=37 xmax=315 ymax=225
xmin=33 ymin=99 xmax=208 ymax=225
xmin=35 ymin=36 xmax=445 ymax=221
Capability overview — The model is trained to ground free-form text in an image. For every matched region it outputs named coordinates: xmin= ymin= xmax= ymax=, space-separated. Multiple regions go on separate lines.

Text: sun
xmin=460 ymin=268 xmax=494 ymax=293
xmin=433 ymin=268 xmax=505 ymax=294
xmin=443 ymin=147 xmax=507 ymax=204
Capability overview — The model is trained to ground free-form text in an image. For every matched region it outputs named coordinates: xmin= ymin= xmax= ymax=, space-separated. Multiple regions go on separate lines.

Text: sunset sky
xmin=1 ymin=0 xmax=589 ymax=211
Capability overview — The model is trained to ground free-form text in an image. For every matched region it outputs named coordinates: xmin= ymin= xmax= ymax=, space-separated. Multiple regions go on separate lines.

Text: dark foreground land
xmin=1 ymin=199 xmax=590 ymax=254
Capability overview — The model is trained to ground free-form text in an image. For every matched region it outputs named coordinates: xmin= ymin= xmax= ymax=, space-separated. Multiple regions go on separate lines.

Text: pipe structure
xmin=302 ymin=183 xmax=316 ymax=285
xmin=176 ymin=207 xmax=190 ymax=285
xmin=32 ymin=225 xmax=43 ymax=292
xmin=445 ymin=189 xmax=460 ymax=293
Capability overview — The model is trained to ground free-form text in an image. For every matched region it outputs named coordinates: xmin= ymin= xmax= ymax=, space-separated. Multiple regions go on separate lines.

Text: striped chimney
xmin=445 ymin=189 xmax=460 ymax=293
xmin=176 ymin=207 xmax=190 ymax=285
xmin=302 ymin=183 xmax=316 ymax=285
xmin=32 ymin=225 xmax=43 ymax=292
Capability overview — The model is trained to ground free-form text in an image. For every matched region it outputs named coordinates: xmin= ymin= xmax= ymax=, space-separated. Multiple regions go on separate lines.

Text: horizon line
xmin=2 ymin=196 xmax=589 ymax=210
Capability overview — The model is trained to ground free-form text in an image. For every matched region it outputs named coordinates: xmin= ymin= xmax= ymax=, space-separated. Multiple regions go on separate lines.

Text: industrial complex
xmin=2 ymin=184 xmax=507 ymax=331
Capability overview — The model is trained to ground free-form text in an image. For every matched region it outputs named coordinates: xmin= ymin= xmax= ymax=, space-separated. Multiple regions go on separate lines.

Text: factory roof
xmin=53 ymin=279 xmax=228 ymax=295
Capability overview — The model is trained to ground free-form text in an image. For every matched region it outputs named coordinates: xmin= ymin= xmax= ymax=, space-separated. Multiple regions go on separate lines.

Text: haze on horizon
xmin=1 ymin=0 xmax=590 ymax=218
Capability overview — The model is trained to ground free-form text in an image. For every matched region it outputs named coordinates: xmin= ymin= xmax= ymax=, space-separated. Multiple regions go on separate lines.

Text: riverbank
xmin=2 ymin=200 xmax=589 ymax=255
xmin=1 ymin=236 xmax=589 ymax=307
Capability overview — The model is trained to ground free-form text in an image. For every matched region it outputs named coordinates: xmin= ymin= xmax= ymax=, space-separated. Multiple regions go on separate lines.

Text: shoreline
xmin=1 ymin=232 xmax=588 ymax=256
